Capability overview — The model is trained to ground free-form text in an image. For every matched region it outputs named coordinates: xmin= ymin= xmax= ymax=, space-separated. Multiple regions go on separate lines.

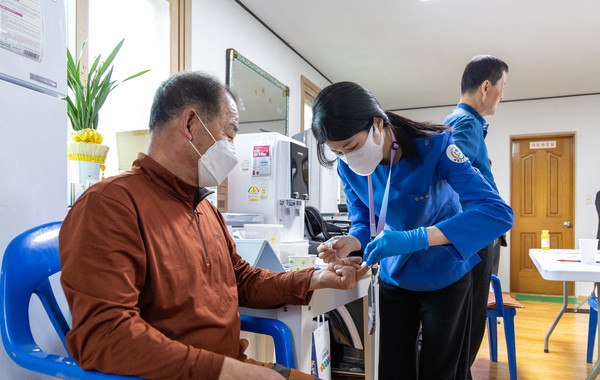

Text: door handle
xmin=564 ymin=221 xmax=572 ymax=228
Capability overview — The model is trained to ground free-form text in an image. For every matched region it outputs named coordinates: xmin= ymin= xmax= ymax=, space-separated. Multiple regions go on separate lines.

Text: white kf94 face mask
xmin=339 ymin=125 xmax=384 ymax=176
xmin=188 ymin=115 xmax=238 ymax=187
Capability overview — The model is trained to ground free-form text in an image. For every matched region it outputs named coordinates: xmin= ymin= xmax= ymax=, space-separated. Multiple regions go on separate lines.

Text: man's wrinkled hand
xmin=310 ymin=256 xmax=369 ymax=290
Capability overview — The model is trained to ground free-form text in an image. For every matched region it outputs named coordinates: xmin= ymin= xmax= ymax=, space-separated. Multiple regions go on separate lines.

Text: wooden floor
xmin=261 ymin=298 xmax=597 ymax=379
xmin=472 ymin=299 xmax=596 ymax=380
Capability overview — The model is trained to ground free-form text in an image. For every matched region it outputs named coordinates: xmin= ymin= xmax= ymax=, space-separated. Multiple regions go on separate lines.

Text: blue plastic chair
xmin=587 ymin=296 xmax=597 ymax=363
xmin=1 ymin=222 xmax=294 ymax=379
xmin=486 ymin=274 xmax=518 ymax=380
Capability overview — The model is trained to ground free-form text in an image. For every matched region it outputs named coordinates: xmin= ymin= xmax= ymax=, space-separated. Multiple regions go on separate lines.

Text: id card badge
xmin=367 ymin=266 xmax=378 ymax=335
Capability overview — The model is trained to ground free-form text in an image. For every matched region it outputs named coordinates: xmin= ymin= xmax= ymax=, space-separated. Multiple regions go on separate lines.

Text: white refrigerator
xmin=0 ymin=0 xmax=69 ymax=378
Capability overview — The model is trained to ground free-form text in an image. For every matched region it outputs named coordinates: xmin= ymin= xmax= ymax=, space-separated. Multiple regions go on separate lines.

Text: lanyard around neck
xmin=368 ymin=130 xmax=398 ymax=239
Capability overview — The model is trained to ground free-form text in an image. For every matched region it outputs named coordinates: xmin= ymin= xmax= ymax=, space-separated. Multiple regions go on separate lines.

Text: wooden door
xmin=510 ymin=134 xmax=575 ymax=294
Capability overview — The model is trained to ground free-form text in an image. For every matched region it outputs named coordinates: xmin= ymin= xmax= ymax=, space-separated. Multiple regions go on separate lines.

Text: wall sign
xmin=0 ymin=0 xmax=44 ymax=61
xmin=530 ymin=141 xmax=556 ymax=149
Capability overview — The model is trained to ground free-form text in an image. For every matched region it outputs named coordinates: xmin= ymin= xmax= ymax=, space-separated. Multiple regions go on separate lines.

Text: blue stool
xmin=587 ymin=296 xmax=598 ymax=363
xmin=487 ymin=274 xmax=520 ymax=380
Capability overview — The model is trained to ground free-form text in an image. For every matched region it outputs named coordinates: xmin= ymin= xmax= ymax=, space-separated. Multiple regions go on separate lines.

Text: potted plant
xmin=65 ymin=39 xmax=149 ymax=199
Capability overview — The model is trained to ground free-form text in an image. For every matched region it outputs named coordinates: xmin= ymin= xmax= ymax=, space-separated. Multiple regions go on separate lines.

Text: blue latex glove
xmin=363 ymin=227 xmax=429 ymax=266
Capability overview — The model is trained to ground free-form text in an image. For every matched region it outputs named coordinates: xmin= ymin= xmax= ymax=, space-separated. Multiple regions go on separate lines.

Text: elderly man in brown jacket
xmin=59 ymin=72 xmax=368 ymax=380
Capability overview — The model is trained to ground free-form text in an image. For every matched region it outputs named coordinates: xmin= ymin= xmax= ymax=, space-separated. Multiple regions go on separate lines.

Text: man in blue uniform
xmin=443 ymin=55 xmax=509 ymax=377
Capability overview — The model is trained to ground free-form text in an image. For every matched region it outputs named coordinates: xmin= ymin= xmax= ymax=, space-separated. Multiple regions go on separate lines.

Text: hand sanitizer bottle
xmin=541 ymin=230 xmax=550 ymax=250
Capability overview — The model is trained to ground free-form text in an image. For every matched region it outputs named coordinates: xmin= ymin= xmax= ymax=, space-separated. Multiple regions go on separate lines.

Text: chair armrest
xmin=240 ymin=314 xmax=295 ymax=369
xmin=8 ymin=346 xmax=139 ymax=379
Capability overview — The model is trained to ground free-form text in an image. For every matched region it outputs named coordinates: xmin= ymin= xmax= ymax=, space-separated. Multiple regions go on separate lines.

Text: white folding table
xmin=530 ymin=249 xmax=600 ymax=380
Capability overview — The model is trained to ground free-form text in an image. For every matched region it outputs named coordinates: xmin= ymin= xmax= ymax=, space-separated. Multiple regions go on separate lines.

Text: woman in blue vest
xmin=312 ymin=82 xmax=513 ymax=380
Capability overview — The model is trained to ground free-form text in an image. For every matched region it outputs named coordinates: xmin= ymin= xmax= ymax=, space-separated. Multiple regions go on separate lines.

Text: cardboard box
xmin=217 ymin=177 xmax=228 ymax=212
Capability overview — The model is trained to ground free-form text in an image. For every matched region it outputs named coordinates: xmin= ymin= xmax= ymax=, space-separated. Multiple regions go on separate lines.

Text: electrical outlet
xmin=585 ymin=194 xmax=592 ymax=205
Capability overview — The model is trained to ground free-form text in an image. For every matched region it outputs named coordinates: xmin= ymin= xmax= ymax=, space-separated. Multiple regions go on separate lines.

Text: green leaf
xmin=64 ymin=38 xmax=149 ymax=131
xmin=96 ymin=39 xmax=124 ymax=79
xmin=87 ymin=54 xmax=101 ymax=82
xmin=65 ymin=96 xmax=79 ymax=130
xmin=121 ymin=69 xmax=152 ymax=83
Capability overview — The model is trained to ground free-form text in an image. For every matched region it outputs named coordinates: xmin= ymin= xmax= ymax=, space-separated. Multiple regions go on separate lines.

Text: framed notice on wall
xmin=530 ymin=141 xmax=556 ymax=149
xmin=0 ymin=0 xmax=44 ymax=61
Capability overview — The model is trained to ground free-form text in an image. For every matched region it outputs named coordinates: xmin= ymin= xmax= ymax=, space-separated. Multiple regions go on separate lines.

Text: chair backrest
xmin=305 ymin=205 xmax=351 ymax=242
xmin=490 ymin=274 xmax=505 ymax=313
xmin=1 ymin=222 xmax=70 ymax=355
xmin=488 ymin=274 xmax=524 ymax=312
xmin=305 ymin=206 xmax=325 ymax=241
xmin=0 ymin=222 xmax=137 ymax=379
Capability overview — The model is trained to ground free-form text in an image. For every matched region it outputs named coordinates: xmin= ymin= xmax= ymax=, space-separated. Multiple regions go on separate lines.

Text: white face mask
xmin=339 ymin=125 xmax=384 ymax=176
xmin=188 ymin=115 xmax=238 ymax=187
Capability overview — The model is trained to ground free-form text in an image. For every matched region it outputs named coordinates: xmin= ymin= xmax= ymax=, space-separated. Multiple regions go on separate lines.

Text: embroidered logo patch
xmin=446 ymin=144 xmax=467 ymax=163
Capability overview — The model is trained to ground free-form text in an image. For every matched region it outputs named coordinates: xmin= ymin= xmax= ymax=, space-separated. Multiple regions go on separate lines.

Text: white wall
xmin=402 ymin=94 xmax=600 ymax=295
xmin=190 ymin=0 xmax=331 ymax=137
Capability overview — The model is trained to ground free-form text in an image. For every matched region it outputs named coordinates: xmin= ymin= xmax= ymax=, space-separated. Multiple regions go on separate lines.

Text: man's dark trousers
xmin=467 ymin=240 xmax=496 ymax=378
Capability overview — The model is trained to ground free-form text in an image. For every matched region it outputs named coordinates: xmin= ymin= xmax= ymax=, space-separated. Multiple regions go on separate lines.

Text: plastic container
xmin=278 ymin=240 xmax=310 ymax=263
xmin=579 ymin=238 xmax=599 ymax=265
xmin=243 ymin=224 xmax=283 ymax=248
xmin=223 ymin=213 xmax=264 ymax=227
xmin=289 ymin=255 xmax=316 ymax=271
xmin=541 ymin=230 xmax=550 ymax=250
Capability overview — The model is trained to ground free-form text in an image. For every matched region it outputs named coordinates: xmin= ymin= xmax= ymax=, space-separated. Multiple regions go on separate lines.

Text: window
xmin=66 ymin=0 xmax=190 ymax=177
xmin=300 ymin=75 xmax=320 ymax=132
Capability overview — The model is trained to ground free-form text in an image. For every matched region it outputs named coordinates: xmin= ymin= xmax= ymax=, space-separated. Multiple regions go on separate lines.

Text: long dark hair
xmin=311 ymin=81 xmax=449 ymax=166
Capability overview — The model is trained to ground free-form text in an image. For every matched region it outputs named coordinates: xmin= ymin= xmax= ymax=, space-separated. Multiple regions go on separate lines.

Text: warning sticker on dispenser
xmin=253 ymin=145 xmax=270 ymax=157
xmin=260 ymin=185 xmax=268 ymax=200
xmin=248 ymin=186 xmax=260 ymax=202
xmin=252 ymin=145 xmax=271 ymax=177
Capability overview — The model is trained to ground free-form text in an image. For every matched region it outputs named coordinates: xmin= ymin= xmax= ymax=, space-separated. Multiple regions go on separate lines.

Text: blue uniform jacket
xmin=443 ymin=103 xmax=498 ymax=193
xmin=338 ymin=130 xmax=513 ymax=291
